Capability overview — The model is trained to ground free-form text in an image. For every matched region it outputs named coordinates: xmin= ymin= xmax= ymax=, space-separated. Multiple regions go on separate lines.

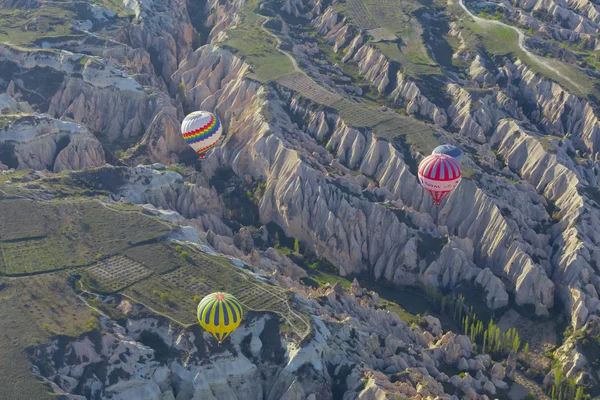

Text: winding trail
xmin=457 ymin=0 xmax=586 ymax=95
xmin=259 ymin=17 xmax=300 ymax=74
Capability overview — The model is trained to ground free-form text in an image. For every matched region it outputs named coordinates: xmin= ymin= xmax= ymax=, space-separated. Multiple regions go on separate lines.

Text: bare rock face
xmin=423 ymin=239 xmax=480 ymax=288
xmin=423 ymin=315 xmax=443 ymax=337
xmin=555 ymin=316 xmax=600 ymax=386
xmin=437 ymin=332 xmax=474 ymax=364
xmin=492 ymin=119 xmax=600 ymax=324
xmin=204 ymin=0 xmax=249 ymax=43
xmin=137 ymin=106 xmax=191 ymax=165
xmin=116 ymin=166 xmax=224 ymax=219
xmin=234 ymin=227 xmax=254 ymax=254
xmin=502 ymin=60 xmax=600 ymax=159
xmin=116 ymin=0 xmax=194 ymax=83
xmin=505 ymin=351 xmax=517 ymax=380
xmin=6 ymin=0 xmax=600 ymax=395
xmin=0 ymin=44 xmax=188 ymax=165
xmin=259 ymin=247 xmax=308 ymax=279
xmin=475 ymin=268 xmax=509 ymax=309
xmin=171 ymin=44 xmax=254 ymax=134
xmin=0 ymin=93 xmax=33 ymax=114
xmin=0 ymin=115 xmax=106 ymax=172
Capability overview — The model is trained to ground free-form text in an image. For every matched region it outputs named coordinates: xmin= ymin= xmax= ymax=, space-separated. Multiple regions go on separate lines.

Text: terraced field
xmin=86 ymin=255 xmax=152 ymax=292
xmin=338 ymin=0 xmax=441 ymax=77
xmin=0 ymin=179 xmax=312 ymax=343
xmin=0 ymin=273 xmax=96 ymax=400
xmin=121 ymin=245 xmax=311 ymax=339
xmin=333 ymin=99 xmax=440 ymax=154
xmin=278 ymin=73 xmax=343 ymax=106
xmin=341 ymin=0 xmax=379 ymax=30
xmin=0 ymin=7 xmax=74 ymax=45
xmin=0 ymin=198 xmax=170 ymax=275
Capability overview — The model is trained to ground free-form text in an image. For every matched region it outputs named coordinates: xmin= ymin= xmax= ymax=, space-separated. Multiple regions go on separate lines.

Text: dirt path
xmin=457 ymin=0 xmax=586 ymax=95
xmin=516 ymin=373 xmax=549 ymax=400
xmin=258 ymin=18 xmax=301 ymax=74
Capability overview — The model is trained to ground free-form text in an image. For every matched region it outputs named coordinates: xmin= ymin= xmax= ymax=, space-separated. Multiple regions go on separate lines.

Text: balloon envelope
xmin=418 ymin=154 xmax=462 ymax=206
xmin=197 ymin=292 xmax=243 ymax=343
xmin=181 ymin=111 xmax=223 ymax=157
xmin=432 ymin=144 xmax=463 ymax=163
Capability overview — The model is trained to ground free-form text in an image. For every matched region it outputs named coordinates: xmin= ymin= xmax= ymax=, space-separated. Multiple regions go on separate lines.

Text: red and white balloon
xmin=418 ymin=154 xmax=462 ymax=206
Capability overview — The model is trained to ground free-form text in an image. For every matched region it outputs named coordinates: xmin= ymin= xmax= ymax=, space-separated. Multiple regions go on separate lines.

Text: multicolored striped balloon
xmin=197 ymin=292 xmax=244 ymax=343
xmin=418 ymin=153 xmax=462 ymax=206
xmin=181 ymin=111 xmax=223 ymax=158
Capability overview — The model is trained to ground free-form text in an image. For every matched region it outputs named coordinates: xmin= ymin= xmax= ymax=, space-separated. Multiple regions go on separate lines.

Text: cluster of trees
xmin=153 ymin=290 xmax=169 ymax=304
xmin=548 ymin=369 xmax=586 ymax=400
xmin=424 ymin=285 xmax=592 ymax=398
xmin=424 ymin=286 xmax=526 ymax=358
xmin=462 ymin=317 xmax=527 ymax=357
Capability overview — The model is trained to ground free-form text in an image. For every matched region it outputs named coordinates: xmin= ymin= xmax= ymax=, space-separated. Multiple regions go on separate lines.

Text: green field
xmin=0 ymin=6 xmax=74 ymax=45
xmin=337 ymin=0 xmax=378 ymax=30
xmin=0 ymin=178 xmax=315 ymax=396
xmin=222 ymin=0 xmax=295 ymax=82
xmin=0 ymin=273 xmax=96 ymax=400
xmin=120 ymin=245 xmax=312 ymax=338
xmin=91 ymin=0 xmax=136 ymax=18
xmin=333 ymin=99 xmax=440 ymax=155
xmin=338 ymin=0 xmax=441 ymax=77
xmin=0 ymin=198 xmax=171 ymax=275
xmin=85 ymin=255 xmax=152 ymax=292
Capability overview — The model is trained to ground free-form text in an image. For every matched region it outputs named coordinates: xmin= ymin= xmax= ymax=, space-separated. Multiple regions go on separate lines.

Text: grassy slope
xmin=0 ymin=198 xmax=171 ymax=275
xmin=0 ymin=7 xmax=74 ymax=45
xmin=119 ymin=243 xmax=311 ymax=338
xmin=0 ymin=2 xmax=133 ymax=46
xmin=363 ymin=0 xmax=442 ymax=77
xmin=0 ymin=174 xmax=315 ymax=394
xmin=0 ymin=273 xmax=96 ymax=400
xmin=338 ymin=0 xmax=440 ymax=77
xmin=91 ymin=0 xmax=136 ymax=18
xmin=222 ymin=0 xmax=295 ymax=82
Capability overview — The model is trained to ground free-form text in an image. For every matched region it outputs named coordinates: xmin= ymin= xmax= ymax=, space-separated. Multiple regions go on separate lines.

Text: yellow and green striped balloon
xmin=197 ymin=292 xmax=244 ymax=343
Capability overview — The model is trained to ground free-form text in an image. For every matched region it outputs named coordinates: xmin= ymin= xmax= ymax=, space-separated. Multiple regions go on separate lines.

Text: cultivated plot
xmin=368 ymin=27 xmax=398 ymax=42
xmin=87 ymin=255 xmax=152 ymax=293
xmin=0 ymin=199 xmax=170 ymax=275
xmin=121 ymin=246 xmax=311 ymax=339
xmin=1 ymin=236 xmax=90 ymax=275
xmin=333 ymin=99 xmax=392 ymax=127
xmin=0 ymin=199 xmax=50 ymax=241
xmin=278 ymin=73 xmax=343 ymax=106
xmin=332 ymin=99 xmax=440 ymax=154
xmin=0 ymin=273 xmax=95 ymax=400
xmin=341 ymin=0 xmax=379 ymax=30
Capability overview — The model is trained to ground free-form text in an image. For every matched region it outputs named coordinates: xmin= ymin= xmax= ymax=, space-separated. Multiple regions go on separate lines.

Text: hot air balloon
xmin=432 ymin=144 xmax=463 ymax=163
xmin=181 ymin=111 xmax=223 ymax=159
xmin=197 ymin=292 xmax=243 ymax=343
xmin=418 ymin=153 xmax=462 ymax=206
